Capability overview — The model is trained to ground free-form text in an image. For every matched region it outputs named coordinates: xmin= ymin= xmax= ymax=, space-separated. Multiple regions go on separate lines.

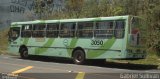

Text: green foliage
xmin=0 ymin=28 xmax=9 ymax=53
xmin=144 ymin=0 xmax=160 ymax=56
xmin=23 ymin=0 xmax=160 ymax=56
xmin=33 ymin=0 xmax=54 ymax=19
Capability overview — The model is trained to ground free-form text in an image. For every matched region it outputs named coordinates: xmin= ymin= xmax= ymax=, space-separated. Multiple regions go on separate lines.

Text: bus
xmin=8 ymin=15 xmax=146 ymax=64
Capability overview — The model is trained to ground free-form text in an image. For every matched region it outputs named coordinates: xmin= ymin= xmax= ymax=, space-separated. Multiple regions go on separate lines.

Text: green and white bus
xmin=8 ymin=15 xmax=146 ymax=64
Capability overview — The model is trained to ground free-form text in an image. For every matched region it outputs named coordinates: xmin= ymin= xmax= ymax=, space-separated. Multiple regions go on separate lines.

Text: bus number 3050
xmin=91 ymin=40 xmax=104 ymax=45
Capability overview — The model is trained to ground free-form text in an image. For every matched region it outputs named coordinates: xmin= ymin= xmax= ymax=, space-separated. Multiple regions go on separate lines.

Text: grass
xmin=128 ymin=52 xmax=159 ymax=65
xmin=0 ymin=28 xmax=9 ymax=54
xmin=108 ymin=49 xmax=160 ymax=69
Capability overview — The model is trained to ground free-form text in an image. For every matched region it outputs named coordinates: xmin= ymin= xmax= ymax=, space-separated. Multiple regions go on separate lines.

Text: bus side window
xmin=46 ymin=24 xmax=59 ymax=38
xmin=32 ymin=24 xmax=46 ymax=37
xmin=21 ymin=25 xmax=32 ymax=37
xmin=77 ymin=22 xmax=93 ymax=38
xmin=95 ymin=21 xmax=114 ymax=38
xmin=60 ymin=23 xmax=76 ymax=38
xmin=114 ymin=20 xmax=125 ymax=38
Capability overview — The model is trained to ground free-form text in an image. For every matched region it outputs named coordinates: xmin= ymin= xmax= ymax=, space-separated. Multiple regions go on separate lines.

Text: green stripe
xmin=87 ymin=37 xmax=116 ymax=58
xmin=23 ymin=38 xmax=29 ymax=45
xmin=35 ymin=38 xmax=55 ymax=55
xmin=67 ymin=38 xmax=78 ymax=56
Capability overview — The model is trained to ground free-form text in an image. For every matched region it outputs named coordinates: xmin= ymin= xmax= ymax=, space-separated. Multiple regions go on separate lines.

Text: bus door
xmin=8 ymin=27 xmax=21 ymax=53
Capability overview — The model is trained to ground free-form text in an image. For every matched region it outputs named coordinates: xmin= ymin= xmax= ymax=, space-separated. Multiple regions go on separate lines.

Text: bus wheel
xmin=73 ymin=50 xmax=85 ymax=65
xmin=20 ymin=48 xmax=28 ymax=59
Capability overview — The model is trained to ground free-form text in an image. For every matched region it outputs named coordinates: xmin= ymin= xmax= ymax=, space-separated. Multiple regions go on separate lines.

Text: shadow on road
xmin=86 ymin=60 xmax=158 ymax=70
xmin=24 ymin=55 xmax=158 ymax=70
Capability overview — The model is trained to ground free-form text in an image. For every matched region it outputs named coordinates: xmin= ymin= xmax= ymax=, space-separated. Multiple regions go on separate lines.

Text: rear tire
xmin=20 ymin=48 xmax=28 ymax=59
xmin=73 ymin=50 xmax=85 ymax=65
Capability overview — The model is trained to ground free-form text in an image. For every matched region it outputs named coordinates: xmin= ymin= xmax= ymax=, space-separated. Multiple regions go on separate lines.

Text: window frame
xmin=114 ymin=20 xmax=126 ymax=39
xmin=46 ymin=23 xmax=59 ymax=38
xmin=32 ymin=24 xmax=46 ymax=38
xmin=21 ymin=24 xmax=32 ymax=38
xmin=59 ymin=22 xmax=76 ymax=38
xmin=77 ymin=21 xmax=94 ymax=38
xmin=94 ymin=20 xmax=114 ymax=39
xmin=9 ymin=27 xmax=20 ymax=41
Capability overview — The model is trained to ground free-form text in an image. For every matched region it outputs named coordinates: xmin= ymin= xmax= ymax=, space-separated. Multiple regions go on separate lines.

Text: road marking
xmin=0 ymin=61 xmax=72 ymax=72
xmin=12 ymin=66 xmax=33 ymax=75
xmin=75 ymin=72 xmax=85 ymax=79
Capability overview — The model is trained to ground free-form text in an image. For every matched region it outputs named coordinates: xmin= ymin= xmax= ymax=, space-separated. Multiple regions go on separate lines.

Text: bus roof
xmin=11 ymin=15 xmax=130 ymax=26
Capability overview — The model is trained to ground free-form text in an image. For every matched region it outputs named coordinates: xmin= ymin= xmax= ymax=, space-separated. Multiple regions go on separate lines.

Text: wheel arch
xmin=72 ymin=47 xmax=86 ymax=58
xmin=19 ymin=45 xmax=28 ymax=53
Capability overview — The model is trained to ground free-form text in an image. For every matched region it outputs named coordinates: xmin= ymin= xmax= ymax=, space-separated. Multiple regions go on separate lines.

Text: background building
xmin=0 ymin=0 xmax=64 ymax=30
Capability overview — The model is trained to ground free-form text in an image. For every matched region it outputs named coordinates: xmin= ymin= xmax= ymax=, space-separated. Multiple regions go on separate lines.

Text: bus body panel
xmin=8 ymin=15 xmax=147 ymax=60
xmin=18 ymin=37 xmax=125 ymax=59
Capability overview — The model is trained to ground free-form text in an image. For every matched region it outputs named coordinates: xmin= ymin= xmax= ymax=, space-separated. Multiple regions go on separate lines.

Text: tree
xmin=146 ymin=0 xmax=160 ymax=56
xmin=33 ymin=0 xmax=54 ymax=19
xmin=48 ymin=0 xmax=160 ymax=56
xmin=65 ymin=0 xmax=84 ymax=18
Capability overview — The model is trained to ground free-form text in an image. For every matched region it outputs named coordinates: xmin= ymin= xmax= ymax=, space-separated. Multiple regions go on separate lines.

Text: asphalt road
xmin=0 ymin=55 xmax=159 ymax=79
